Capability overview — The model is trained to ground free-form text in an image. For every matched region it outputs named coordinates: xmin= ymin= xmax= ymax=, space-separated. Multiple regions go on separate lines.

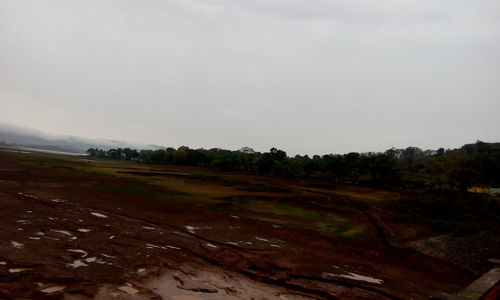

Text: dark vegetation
xmin=87 ymin=141 xmax=500 ymax=196
xmin=87 ymin=141 xmax=500 ymax=239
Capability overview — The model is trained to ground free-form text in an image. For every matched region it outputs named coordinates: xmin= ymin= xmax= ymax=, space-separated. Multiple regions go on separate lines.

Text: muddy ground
xmin=0 ymin=150 xmax=488 ymax=299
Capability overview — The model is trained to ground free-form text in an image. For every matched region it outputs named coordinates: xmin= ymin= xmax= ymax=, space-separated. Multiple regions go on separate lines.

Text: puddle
xmin=118 ymin=285 xmax=140 ymax=295
xmin=185 ymin=225 xmax=198 ymax=233
xmin=78 ymin=256 xmax=106 ymax=264
xmin=67 ymin=259 xmax=88 ymax=268
xmin=78 ymin=228 xmax=91 ymax=232
xmin=137 ymin=268 xmax=146 ymax=273
xmin=270 ymin=244 xmax=281 ymax=248
xmin=206 ymin=243 xmax=218 ymax=248
xmin=100 ymin=253 xmax=116 ymax=258
xmin=322 ymin=272 xmax=383 ymax=284
xmin=68 ymin=249 xmax=88 ymax=257
xmin=109 ymin=235 xmax=116 ymax=239
xmin=90 ymin=212 xmax=108 ymax=218
xmin=11 ymin=241 xmax=23 ymax=248
xmin=28 ymin=237 xmax=41 ymax=240
xmin=255 ymin=236 xmax=269 ymax=242
xmin=145 ymin=269 xmax=302 ymax=300
xmin=21 ymin=193 xmax=38 ymax=199
xmin=41 ymin=285 xmax=65 ymax=293
xmin=146 ymin=243 xmax=165 ymax=250
xmin=9 ymin=268 xmax=32 ymax=273
xmin=231 ymin=215 xmax=240 ymax=219
xmin=340 ymin=273 xmax=383 ymax=284
xmin=51 ymin=230 xmax=72 ymax=236
xmin=142 ymin=226 xmax=155 ymax=230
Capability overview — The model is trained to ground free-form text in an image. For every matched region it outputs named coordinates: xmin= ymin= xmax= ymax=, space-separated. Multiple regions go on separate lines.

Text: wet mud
xmin=0 ymin=152 xmax=476 ymax=299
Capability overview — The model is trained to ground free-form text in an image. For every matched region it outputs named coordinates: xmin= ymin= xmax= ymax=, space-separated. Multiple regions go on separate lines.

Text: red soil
xmin=0 ymin=152 xmax=475 ymax=299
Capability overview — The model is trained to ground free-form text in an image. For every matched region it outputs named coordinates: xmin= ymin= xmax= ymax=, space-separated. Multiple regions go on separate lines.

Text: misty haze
xmin=0 ymin=1 xmax=499 ymax=299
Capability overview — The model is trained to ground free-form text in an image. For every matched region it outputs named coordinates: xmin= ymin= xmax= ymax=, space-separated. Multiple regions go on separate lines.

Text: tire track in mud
xmin=289 ymin=275 xmax=405 ymax=300
xmin=298 ymin=187 xmax=399 ymax=249
xmin=1 ymin=190 xmax=307 ymax=298
xmin=42 ymin=197 xmax=400 ymax=299
xmin=265 ymin=186 xmax=398 ymax=250
xmin=102 ymin=210 xmax=404 ymax=299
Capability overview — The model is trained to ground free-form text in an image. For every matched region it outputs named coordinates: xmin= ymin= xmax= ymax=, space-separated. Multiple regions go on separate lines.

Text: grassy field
xmin=12 ymin=151 xmax=378 ymax=239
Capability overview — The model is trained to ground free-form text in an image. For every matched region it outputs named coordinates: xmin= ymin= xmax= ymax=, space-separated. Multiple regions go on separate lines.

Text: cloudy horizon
xmin=1 ymin=0 xmax=499 ymax=155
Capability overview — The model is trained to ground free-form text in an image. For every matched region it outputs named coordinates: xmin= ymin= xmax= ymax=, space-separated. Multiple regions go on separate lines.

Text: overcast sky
xmin=1 ymin=0 xmax=499 ymax=155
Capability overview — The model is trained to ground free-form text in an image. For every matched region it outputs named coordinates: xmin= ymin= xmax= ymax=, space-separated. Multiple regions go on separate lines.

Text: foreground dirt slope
xmin=0 ymin=151 xmax=475 ymax=299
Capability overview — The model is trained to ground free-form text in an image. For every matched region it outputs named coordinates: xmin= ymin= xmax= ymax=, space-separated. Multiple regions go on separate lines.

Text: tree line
xmin=87 ymin=141 xmax=500 ymax=195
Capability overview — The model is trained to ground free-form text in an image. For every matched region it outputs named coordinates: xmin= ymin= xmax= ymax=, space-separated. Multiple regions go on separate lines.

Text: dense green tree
xmin=210 ymin=149 xmax=238 ymax=170
xmin=86 ymin=141 xmax=500 ymax=194
xmin=361 ymin=153 xmax=399 ymax=182
xmin=122 ymin=148 xmax=139 ymax=160
xmin=173 ymin=146 xmax=189 ymax=164
xmin=401 ymin=147 xmax=423 ymax=171
xmin=446 ymin=153 xmax=478 ymax=196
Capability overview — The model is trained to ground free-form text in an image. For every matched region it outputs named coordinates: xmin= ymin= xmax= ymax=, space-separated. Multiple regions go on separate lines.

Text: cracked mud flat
xmin=0 ymin=151 xmax=476 ymax=299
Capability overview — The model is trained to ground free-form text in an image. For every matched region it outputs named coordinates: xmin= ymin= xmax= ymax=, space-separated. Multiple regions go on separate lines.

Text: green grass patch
xmin=233 ymin=197 xmax=369 ymax=239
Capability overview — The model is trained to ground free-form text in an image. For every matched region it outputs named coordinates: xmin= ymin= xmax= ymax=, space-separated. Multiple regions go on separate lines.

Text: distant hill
xmin=0 ymin=121 xmax=164 ymax=154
